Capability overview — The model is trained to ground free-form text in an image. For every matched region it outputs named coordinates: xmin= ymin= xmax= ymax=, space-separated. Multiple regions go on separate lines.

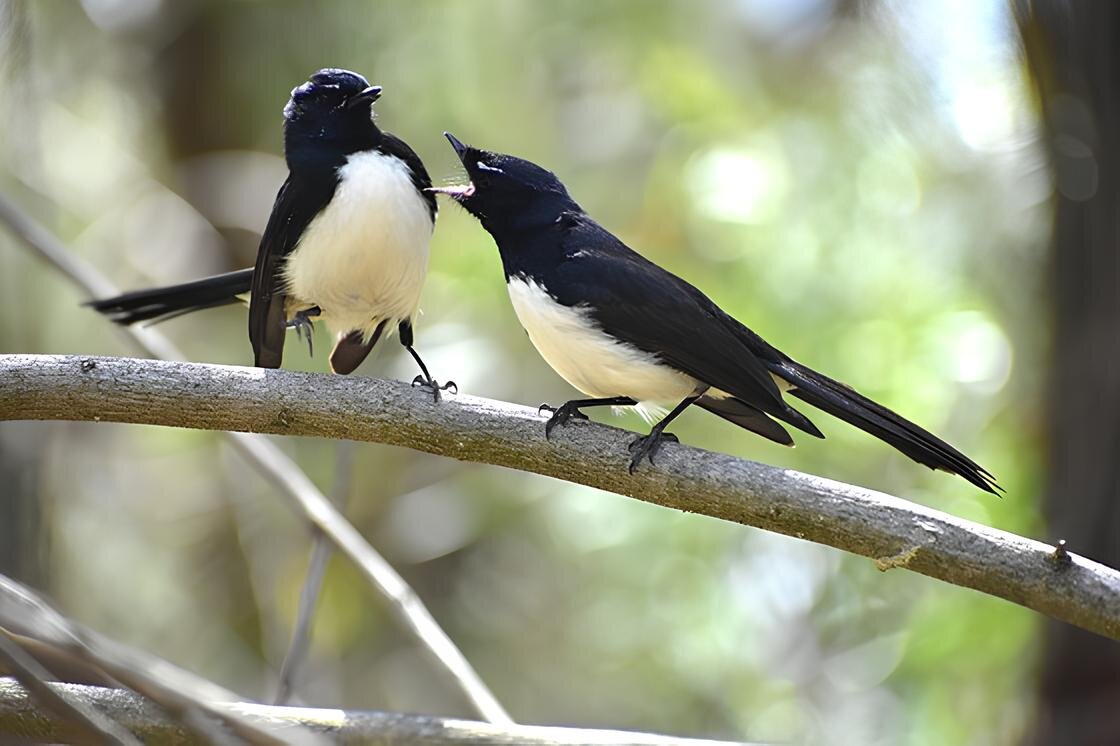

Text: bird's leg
xmin=286 ymin=307 xmax=321 ymax=357
xmin=406 ymin=345 xmax=457 ymax=401
xmin=539 ymin=396 xmax=636 ymax=440
xmin=627 ymin=388 xmax=708 ymax=473
xmin=399 ymin=320 xmax=455 ymax=402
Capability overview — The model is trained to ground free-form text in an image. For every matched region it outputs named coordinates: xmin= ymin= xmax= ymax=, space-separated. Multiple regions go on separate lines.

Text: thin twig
xmin=274 ymin=440 xmax=356 ymax=704
xmin=0 ymin=628 xmax=140 ymax=745
xmin=3 ymin=352 xmax=1119 ymax=641
xmin=0 ymin=190 xmax=511 ymax=724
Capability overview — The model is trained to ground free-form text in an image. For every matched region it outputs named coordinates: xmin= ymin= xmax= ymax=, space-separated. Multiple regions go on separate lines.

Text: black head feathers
xmin=283 ymin=68 xmax=384 ymax=171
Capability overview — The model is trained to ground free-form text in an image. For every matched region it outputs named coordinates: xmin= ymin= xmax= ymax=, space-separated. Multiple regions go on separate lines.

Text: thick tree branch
xmin=0 ymin=679 xmax=745 ymax=746
xmin=2 ymin=354 xmax=1118 ymax=641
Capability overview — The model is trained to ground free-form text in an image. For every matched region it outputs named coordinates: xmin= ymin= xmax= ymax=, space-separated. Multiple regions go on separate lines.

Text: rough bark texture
xmin=1017 ymin=2 xmax=1120 ymax=743
xmin=1 ymin=353 xmax=1117 ymax=641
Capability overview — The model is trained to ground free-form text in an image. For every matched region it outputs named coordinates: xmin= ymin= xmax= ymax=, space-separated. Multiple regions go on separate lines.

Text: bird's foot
xmin=627 ymin=431 xmax=679 ymax=473
xmin=412 ymin=375 xmax=457 ymax=403
xmin=540 ymin=401 xmax=590 ymax=440
xmin=286 ymin=307 xmax=321 ymax=357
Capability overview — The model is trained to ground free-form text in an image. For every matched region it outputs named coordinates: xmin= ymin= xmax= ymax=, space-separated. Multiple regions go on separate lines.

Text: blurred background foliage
xmin=0 ymin=1 xmax=1055 ymax=743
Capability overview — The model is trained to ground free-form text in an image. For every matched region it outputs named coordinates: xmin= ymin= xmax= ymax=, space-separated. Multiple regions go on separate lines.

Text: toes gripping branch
xmin=287 ymin=307 xmax=321 ymax=357
xmin=627 ymin=431 xmax=680 ymax=473
xmin=405 ymin=345 xmax=456 ymax=403
xmin=539 ymin=396 xmax=637 ymax=440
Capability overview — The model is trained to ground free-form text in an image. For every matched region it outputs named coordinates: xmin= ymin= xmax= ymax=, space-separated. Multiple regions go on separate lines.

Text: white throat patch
xmin=283 ymin=149 xmax=433 ymax=341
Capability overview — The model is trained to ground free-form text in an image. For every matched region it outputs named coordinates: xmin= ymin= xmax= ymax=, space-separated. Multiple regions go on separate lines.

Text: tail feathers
xmin=329 ymin=320 xmax=388 ymax=375
xmin=769 ymin=399 xmax=825 ymax=440
xmin=85 ymin=269 xmax=253 ymax=325
xmin=696 ymin=396 xmax=794 ymax=446
xmin=775 ymin=360 xmax=1001 ymax=494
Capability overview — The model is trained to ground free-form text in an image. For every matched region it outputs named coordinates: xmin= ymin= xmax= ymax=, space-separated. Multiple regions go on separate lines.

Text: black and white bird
xmin=89 ymin=69 xmax=452 ymax=393
xmin=433 ymin=133 xmax=999 ymax=493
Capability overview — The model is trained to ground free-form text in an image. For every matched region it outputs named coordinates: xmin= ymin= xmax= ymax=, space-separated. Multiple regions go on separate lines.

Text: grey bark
xmin=1 ymin=353 xmax=1117 ymax=640
xmin=0 ymin=678 xmax=747 ymax=746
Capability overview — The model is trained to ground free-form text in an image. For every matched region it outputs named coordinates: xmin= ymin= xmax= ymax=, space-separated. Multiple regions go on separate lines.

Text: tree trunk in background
xmin=1017 ymin=2 xmax=1120 ymax=744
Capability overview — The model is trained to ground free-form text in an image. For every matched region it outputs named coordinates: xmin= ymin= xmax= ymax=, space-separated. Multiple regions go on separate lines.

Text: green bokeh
xmin=0 ymin=2 xmax=1048 ymax=743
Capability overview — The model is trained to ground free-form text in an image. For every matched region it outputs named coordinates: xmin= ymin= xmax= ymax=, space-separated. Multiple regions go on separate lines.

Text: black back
xmin=442 ymin=136 xmax=999 ymax=492
xmin=445 ymin=141 xmax=804 ymax=428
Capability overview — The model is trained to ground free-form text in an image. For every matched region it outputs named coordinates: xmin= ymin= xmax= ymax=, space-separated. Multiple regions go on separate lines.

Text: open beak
xmin=346 ymin=85 xmax=383 ymax=109
xmin=444 ymin=131 xmax=469 ymax=159
xmin=426 ymin=132 xmax=474 ymax=198
xmin=427 ymin=183 xmax=475 ymax=198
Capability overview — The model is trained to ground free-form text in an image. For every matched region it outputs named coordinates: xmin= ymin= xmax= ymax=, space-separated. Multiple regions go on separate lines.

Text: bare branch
xmin=274 ymin=441 xmax=356 ymax=705
xmin=0 ymin=575 xmax=745 ymax=744
xmin=0 ymin=191 xmax=511 ymax=724
xmin=0 ymin=629 xmax=140 ymax=745
xmin=2 ymin=352 xmax=1118 ymax=641
xmin=0 ymin=575 xmax=314 ymax=745
xmin=0 ymin=678 xmax=750 ymax=746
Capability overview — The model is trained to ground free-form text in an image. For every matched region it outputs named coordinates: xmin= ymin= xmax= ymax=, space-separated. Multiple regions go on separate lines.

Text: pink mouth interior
xmin=429 ymin=183 xmax=475 ymax=197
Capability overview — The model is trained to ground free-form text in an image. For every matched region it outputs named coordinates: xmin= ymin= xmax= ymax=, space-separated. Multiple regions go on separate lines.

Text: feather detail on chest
xmin=283 ymin=150 xmax=433 ymax=337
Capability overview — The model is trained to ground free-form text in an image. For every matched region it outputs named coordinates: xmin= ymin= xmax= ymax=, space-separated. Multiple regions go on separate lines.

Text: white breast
xmin=283 ymin=150 xmax=433 ymax=341
xmin=507 ymin=276 xmax=704 ymax=419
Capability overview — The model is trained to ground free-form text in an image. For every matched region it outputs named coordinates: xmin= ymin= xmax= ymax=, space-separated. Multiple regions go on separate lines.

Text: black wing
xmin=380 ymin=132 xmax=437 ymax=220
xmin=248 ymin=175 xmax=337 ymax=368
xmin=550 ymin=215 xmax=999 ymax=491
xmin=549 ymin=214 xmax=818 ymax=435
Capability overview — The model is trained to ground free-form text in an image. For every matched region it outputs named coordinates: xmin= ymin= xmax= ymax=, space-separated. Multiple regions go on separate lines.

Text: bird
xmin=431 ymin=133 xmax=999 ymax=493
xmin=88 ymin=68 xmax=453 ymax=395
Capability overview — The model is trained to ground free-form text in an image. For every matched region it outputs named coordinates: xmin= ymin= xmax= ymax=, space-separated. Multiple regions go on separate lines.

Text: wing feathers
xmin=696 ymin=396 xmax=794 ymax=446
xmin=249 ymin=175 xmax=337 ymax=369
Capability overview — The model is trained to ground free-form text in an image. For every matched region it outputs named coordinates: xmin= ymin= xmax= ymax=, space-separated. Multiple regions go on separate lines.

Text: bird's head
xmin=283 ymin=69 xmax=384 ymax=168
xmin=431 ymin=133 xmax=578 ymax=230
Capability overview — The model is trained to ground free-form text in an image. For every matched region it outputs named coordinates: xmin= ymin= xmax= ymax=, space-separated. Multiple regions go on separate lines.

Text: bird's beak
xmin=444 ymin=131 xmax=469 ymax=160
xmin=426 ymin=132 xmax=474 ymax=198
xmin=347 ymin=85 xmax=383 ymax=108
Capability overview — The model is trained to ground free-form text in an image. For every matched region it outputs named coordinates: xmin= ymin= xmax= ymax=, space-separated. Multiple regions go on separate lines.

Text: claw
xmin=543 ymin=402 xmax=590 ymax=440
xmin=412 ymin=375 xmax=456 ymax=403
xmin=286 ymin=308 xmax=320 ymax=357
xmin=538 ymin=403 xmax=556 ymax=417
xmin=627 ymin=431 xmax=676 ymax=473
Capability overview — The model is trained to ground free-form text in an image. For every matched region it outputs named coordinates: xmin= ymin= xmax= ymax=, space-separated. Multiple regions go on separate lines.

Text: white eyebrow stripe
xmin=477 ymin=161 xmax=504 ymax=173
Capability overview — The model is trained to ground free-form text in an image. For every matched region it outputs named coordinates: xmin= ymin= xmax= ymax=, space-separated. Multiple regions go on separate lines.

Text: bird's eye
xmin=477 ymin=161 xmax=504 ymax=174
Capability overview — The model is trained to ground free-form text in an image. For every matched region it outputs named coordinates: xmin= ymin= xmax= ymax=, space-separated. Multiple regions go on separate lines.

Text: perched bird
xmin=433 ymin=133 xmax=999 ymax=492
xmin=89 ymin=69 xmax=452 ymax=394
